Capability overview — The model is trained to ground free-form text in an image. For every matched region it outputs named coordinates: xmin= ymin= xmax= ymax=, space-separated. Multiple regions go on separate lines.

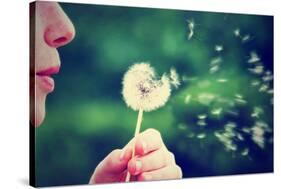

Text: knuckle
xmin=147 ymin=128 xmax=161 ymax=138
xmin=106 ymin=149 xmax=121 ymax=167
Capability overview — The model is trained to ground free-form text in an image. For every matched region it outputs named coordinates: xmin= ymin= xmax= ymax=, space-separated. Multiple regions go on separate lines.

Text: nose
xmin=44 ymin=4 xmax=75 ymax=48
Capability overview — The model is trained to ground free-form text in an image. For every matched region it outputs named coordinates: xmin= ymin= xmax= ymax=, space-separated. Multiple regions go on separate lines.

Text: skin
xmin=32 ymin=1 xmax=182 ymax=183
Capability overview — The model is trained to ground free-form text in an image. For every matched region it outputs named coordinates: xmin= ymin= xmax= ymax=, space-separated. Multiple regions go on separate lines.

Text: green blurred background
xmin=35 ymin=2 xmax=273 ymax=187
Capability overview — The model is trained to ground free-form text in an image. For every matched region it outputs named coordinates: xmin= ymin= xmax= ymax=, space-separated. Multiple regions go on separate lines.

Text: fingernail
xmin=141 ymin=141 xmax=147 ymax=154
xmin=135 ymin=160 xmax=142 ymax=174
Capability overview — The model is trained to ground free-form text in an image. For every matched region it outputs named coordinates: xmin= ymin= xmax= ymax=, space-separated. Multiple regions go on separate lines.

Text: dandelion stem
xmin=125 ymin=108 xmax=143 ymax=182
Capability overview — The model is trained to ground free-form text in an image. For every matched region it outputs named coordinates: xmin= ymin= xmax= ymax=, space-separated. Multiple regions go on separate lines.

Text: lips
xmin=36 ymin=66 xmax=60 ymax=92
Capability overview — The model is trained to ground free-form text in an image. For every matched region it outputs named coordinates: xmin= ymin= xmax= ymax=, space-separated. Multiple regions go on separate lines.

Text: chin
xmin=34 ymin=92 xmax=47 ymax=127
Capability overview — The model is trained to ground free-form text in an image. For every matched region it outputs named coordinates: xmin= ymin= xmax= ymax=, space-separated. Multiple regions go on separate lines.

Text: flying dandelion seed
xmin=186 ymin=133 xmax=195 ymax=138
xmin=234 ymin=94 xmax=247 ymax=105
xmin=169 ymin=68 xmax=180 ymax=89
xmin=197 ymin=133 xmax=206 ymax=139
xmin=209 ymin=57 xmax=222 ymax=74
xmin=184 ymin=94 xmax=192 ymax=104
xmin=217 ymin=78 xmax=228 ymax=83
xmin=267 ymin=89 xmax=273 ymax=94
xmin=215 ymin=45 xmax=224 ymax=52
xmin=235 ymin=94 xmax=243 ymax=99
xmin=211 ymin=107 xmax=223 ymax=116
xmin=259 ymin=84 xmax=269 ymax=92
xmin=210 ymin=56 xmax=223 ymax=65
xmin=198 ymin=114 xmax=207 ymax=119
xmin=225 ymin=122 xmax=237 ymax=129
xmin=237 ymin=133 xmax=244 ymax=141
xmin=242 ymin=34 xmax=250 ymax=43
xmin=250 ymin=121 xmax=271 ymax=149
xmin=262 ymin=74 xmax=273 ymax=82
xmin=197 ymin=93 xmax=216 ymax=106
xmin=226 ymin=110 xmax=239 ymax=117
xmin=197 ymin=119 xmax=207 ymax=126
xmin=248 ymin=51 xmax=260 ymax=63
xmin=186 ymin=19 xmax=195 ymax=40
xmin=251 ymin=79 xmax=261 ymax=86
xmin=182 ymin=76 xmax=198 ymax=82
xmin=241 ymin=148 xmax=249 ymax=156
xmin=210 ymin=65 xmax=220 ymax=74
xmin=251 ymin=126 xmax=265 ymax=149
xmin=235 ymin=98 xmax=247 ymax=105
xmin=234 ymin=28 xmax=240 ymax=37
xmin=122 ymin=62 xmax=174 ymax=182
xmin=242 ymin=127 xmax=251 ymax=134
xmin=248 ymin=65 xmax=264 ymax=75
xmin=214 ymin=131 xmax=237 ymax=152
xmin=251 ymin=106 xmax=264 ymax=118
xmin=178 ymin=123 xmax=187 ymax=130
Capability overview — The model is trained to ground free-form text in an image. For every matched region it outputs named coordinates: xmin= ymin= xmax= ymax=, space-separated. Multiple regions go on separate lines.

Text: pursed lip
xmin=36 ymin=66 xmax=60 ymax=92
xmin=36 ymin=66 xmax=60 ymax=76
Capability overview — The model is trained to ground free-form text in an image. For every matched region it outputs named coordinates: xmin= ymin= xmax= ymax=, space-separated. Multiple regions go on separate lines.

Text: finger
xmin=98 ymin=148 xmax=132 ymax=174
xmin=137 ymin=165 xmax=182 ymax=181
xmin=127 ymin=148 xmax=175 ymax=175
xmin=135 ymin=128 xmax=163 ymax=156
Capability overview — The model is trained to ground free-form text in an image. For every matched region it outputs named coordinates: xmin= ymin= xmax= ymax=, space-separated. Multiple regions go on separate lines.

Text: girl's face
xmin=31 ymin=2 xmax=75 ymax=127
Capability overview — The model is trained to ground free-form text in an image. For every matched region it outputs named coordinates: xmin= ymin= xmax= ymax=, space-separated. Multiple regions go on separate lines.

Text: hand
xmin=89 ymin=128 xmax=182 ymax=184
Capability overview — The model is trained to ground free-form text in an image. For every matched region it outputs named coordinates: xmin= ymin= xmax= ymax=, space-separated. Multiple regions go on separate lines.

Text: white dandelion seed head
xmin=122 ymin=62 xmax=171 ymax=112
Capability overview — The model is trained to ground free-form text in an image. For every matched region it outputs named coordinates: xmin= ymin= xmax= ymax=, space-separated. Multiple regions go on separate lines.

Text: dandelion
xmin=122 ymin=63 xmax=171 ymax=112
xmin=122 ymin=62 xmax=173 ymax=181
